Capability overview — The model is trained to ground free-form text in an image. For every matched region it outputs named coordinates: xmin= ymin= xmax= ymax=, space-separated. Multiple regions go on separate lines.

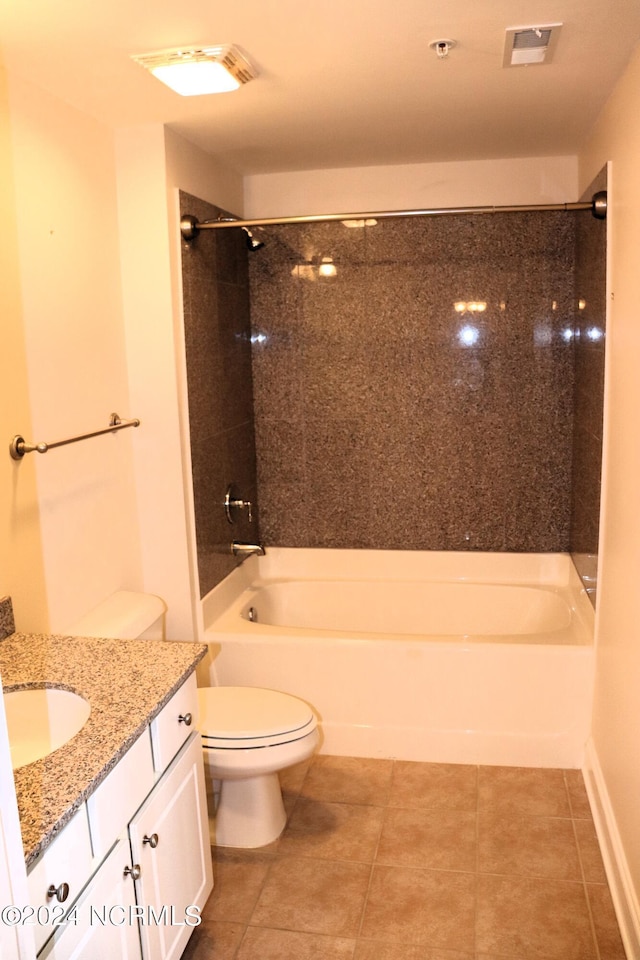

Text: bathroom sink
xmin=3 ymin=688 xmax=91 ymax=769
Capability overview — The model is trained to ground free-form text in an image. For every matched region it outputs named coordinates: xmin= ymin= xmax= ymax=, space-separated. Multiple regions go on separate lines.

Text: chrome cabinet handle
xmin=46 ymin=882 xmax=69 ymax=903
xmin=143 ymin=833 xmax=159 ymax=848
xmin=178 ymin=712 xmax=193 ymax=726
xmin=123 ymin=864 xmax=141 ymax=880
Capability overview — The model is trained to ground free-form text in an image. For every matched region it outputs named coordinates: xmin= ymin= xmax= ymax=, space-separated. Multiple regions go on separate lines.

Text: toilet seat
xmin=198 ymin=686 xmax=317 ymax=749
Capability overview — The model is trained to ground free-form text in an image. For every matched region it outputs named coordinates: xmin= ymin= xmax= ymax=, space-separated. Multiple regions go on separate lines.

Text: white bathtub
xmin=201 ymin=549 xmax=595 ymax=768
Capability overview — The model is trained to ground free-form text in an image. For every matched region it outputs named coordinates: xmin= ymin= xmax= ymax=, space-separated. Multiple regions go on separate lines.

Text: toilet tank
xmin=66 ymin=591 xmax=167 ymax=641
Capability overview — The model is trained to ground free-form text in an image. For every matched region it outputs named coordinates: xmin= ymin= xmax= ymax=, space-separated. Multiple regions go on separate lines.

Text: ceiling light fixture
xmin=131 ymin=44 xmax=257 ymax=96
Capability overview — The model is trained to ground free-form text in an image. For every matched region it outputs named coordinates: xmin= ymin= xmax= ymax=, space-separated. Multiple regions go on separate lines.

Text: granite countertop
xmin=0 ymin=632 xmax=207 ymax=868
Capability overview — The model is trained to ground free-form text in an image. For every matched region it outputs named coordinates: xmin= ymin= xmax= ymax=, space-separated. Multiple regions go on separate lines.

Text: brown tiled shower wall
xmin=180 ymin=186 xmax=606 ymax=598
xmin=180 ymin=194 xmax=259 ymax=597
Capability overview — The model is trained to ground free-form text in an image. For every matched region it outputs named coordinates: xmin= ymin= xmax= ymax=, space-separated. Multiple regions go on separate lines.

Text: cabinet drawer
xmin=150 ymin=673 xmax=198 ymax=772
xmin=87 ymin=731 xmax=154 ymax=859
xmin=27 ymin=806 xmax=93 ymax=954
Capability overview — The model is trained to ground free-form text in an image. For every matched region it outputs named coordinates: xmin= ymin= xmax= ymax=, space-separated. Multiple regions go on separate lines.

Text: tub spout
xmin=231 ymin=541 xmax=265 ymax=558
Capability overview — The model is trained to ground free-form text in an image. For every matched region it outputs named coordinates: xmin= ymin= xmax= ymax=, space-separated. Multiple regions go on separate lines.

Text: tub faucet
xmin=231 ymin=541 xmax=265 ymax=558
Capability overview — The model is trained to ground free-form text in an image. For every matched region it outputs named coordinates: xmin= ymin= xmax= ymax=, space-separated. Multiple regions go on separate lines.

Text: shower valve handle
xmin=236 ymin=499 xmax=253 ymax=523
xmin=224 ymin=486 xmax=253 ymax=524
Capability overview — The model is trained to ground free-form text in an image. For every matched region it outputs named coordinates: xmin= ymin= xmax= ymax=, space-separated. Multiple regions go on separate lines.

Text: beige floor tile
xmin=250 ymin=857 xmax=371 ymax=937
xmin=476 ymin=874 xmax=597 ymax=959
xmin=376 ymin=806 xmax=476 ymax=872
xmin=194 ymin=758 xmax=624 ymax=960
xmin=476 ymin=956 xmax=526 ymax=959
xmin=478 ymin=812 xmax=582 ymax=880
xmin=279 ymin=757 xmax=313 ymax=798
xmin=236 ymin=926 xmax=357 ymax=959
xmin=575 ymin=818 xmax=608 ymax=883
xmin=356 ymin=942 xmax=474 ymax=959
xmin=302 ymin=756 xmax=394 ymax=805
xmin=279 ymin=799 xmax=384 ymax=861
xmin=587 ymin=883 xmax=628 ymax=959
xmin=180 ymin=919 xmax=246 ymax=960
xmin=207 ymin=849 xmax=275 ymax=923
xmin=360 ymin=864 xmax=476 ymax=952
xmin=389 ymin=761 xmax=478 ymax=811
xmin=565 ymin=769 xmax=593 ymax=819
xmin=478 ymin=766 xmax=571 ymax=817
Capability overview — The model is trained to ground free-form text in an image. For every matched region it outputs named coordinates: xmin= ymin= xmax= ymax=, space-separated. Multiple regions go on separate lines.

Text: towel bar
xmin=9 ymin=413 xmax=140 ymax=460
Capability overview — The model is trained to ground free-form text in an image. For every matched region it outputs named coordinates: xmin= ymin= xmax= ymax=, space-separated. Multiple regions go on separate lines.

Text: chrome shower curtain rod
xmin=180 ymin=190 xmax=607 ymax=240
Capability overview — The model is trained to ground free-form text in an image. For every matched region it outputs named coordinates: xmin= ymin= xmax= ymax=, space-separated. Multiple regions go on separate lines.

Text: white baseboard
xmin=583 ymin=738 xmax=640 ymax=959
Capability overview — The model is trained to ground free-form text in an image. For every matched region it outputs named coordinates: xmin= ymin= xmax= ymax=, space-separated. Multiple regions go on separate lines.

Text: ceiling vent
xmin=503 ymin=23 xmax=562 ymax=67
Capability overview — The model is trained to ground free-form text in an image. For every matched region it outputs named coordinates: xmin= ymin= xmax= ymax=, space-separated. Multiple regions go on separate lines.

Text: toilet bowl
xmin=198 ymin=685 xmax=319 ymax=848
xmin=67 ymin=591 xmax=320 ymax=849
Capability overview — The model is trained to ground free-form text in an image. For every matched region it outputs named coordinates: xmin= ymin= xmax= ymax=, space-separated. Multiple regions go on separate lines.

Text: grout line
xmin=353 ymin=759 xmax=393 ymax=942
xmin=230 ymin=922 xmax=249 ymax=960
xmin=474 ymin=763 xmax=480 ymax=959
xmin=565 ymin=770 xmax=603 ymax=960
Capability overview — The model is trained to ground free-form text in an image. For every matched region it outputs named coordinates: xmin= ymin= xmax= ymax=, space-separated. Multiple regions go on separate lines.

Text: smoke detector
xmin=503 ymin=23 xmax=562 ymax=67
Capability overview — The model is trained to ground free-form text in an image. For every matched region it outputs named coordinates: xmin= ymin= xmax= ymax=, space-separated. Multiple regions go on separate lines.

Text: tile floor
xmin=182 ymin=755 xmax=626 ymax=960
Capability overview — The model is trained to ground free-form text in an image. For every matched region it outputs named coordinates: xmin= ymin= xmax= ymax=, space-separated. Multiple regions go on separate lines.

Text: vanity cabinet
xmin=130 ymin=733 xmax=211 ymax=960
xmin=26 ymin=807 xmax=94 ymax=955
xmin=39 ymin=838 xmax=140 ymax=959
xmin=35 ymin=672 xmax=212 ymax=959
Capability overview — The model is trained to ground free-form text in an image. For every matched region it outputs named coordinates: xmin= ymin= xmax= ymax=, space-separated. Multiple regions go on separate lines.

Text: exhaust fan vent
xmin=503 ymin=23 xmax=562 ymax=67
xmin=131 ymin=44 xmax=258 ymax=95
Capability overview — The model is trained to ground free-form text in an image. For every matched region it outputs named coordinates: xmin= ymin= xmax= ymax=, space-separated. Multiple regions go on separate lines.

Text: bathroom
xmin=2 ymin=4 xmax=640 ymax=958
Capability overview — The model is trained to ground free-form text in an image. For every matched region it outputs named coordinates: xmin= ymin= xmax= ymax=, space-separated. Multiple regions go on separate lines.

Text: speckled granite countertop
xmin=0 ymin=632 xmax=207 ymax=868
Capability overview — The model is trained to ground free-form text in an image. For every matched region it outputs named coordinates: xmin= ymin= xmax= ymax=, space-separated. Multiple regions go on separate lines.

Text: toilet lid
xmin=198 ymin=686 xmax=317 ymax=748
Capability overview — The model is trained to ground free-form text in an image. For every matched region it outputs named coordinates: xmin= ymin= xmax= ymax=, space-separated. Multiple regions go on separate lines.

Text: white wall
xmin=2 ymin=83 xmax=243 ymax=642
xmin=0 ymin=64 xmax=48 ymax=633
xmin=7 ymin=74 xmax=142 ymax=632
xmin=244 ymin=155 xmax=578 ymax=218
xmin=578 ymin=42 xmax=640 ymax=953
xmin=115 ymin=125 xmax=243 ymax=640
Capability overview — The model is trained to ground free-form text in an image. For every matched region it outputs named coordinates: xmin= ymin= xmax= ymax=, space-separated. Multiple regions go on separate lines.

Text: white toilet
xmin=198 ymin=685 xmax=319 ymax=847
xmin=67 ymin=591 xmax=320 ymax=849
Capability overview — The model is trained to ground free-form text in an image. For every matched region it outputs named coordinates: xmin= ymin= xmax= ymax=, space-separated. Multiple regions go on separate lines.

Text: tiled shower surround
xmin=180 ymin=188 xmax=606 ymax=596
xmin=251 ymin=212 xmax=583 ymax=551
xmin=0 ymin=596 xmax=15 ymax=640
xmin=180 ymin=193 xmax=259 ymax=597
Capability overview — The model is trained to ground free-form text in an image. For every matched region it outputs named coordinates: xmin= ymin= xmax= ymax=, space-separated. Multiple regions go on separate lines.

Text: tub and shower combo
xmin=202 ymin=548 xmax=594 ymax=769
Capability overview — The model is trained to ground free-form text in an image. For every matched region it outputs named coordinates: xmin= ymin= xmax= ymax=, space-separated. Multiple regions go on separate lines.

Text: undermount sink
xmin=3 ymin=688 xmax=91 ymax=770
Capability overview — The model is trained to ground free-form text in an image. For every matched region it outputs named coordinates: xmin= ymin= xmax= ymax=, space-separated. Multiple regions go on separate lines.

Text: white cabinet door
xmin=39 ymin=839 xmax=141 ymax=960
xmin=27 ymin=807 xmax=94 ymax=954
xmin=129 ymin=733 xmax=212 ymax=960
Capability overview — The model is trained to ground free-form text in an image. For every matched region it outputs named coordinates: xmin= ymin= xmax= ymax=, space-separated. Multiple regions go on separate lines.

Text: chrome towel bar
xmin=9 ymin=413 xmax=140 ymax=460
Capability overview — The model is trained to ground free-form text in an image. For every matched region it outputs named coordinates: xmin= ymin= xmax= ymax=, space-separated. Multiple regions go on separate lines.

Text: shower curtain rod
xmin=180 ymin=190 xmax=607 ymax=239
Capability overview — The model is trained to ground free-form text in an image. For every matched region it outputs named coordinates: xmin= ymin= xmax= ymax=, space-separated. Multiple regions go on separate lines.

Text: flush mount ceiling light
xmin=131 ymin=44 xmax=257 ymax=95
xmin=503 ymin=24 xmax=562 ymax=67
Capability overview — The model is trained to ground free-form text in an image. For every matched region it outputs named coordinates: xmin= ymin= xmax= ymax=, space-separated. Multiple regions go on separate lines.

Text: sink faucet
xmin=231 ymin=542 xmax=265 ymax=558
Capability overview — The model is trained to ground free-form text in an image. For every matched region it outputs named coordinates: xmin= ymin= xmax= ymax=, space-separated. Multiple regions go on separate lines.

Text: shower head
xmin=242 ymin=227 xmax=265 ymax=251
